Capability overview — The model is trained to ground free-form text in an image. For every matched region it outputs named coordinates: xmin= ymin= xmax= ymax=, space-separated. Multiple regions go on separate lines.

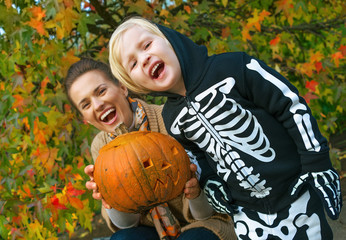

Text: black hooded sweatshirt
xmin=156 ymin=24 xmax=332 ymax=214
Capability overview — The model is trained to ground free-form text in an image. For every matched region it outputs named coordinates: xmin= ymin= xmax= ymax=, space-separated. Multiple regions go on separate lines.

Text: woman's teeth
xmin=100 ymin=108 xmax=115 ymax=121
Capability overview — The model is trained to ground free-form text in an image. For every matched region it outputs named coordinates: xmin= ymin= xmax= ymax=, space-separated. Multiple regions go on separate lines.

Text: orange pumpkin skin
xmin=93 ymin=131 xmax=191 ymax=213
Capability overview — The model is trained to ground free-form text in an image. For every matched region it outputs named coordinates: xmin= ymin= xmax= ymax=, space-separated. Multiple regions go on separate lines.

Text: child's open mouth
xmin=150 ymin=62 xmax=164 ymax=79
xmin=100 ymin=108 xmax=117 ymax=125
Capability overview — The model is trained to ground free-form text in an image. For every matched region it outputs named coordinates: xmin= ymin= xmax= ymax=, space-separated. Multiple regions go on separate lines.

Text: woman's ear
xmin=119 ymin=83 xmax=129 ymax=97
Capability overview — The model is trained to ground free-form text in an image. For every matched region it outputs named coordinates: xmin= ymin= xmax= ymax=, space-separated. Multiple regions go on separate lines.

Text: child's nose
xmin=141 ymin=55 xmax=151 ymax=68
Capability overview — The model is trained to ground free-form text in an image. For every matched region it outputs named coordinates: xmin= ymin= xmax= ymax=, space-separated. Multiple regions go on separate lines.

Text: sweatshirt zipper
xmin=185 ymin=96 xmax=224 ymax=147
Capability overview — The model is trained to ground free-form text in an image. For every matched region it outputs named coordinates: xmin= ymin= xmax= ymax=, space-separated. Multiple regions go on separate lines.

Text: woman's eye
xmin=99 ymin=88 xmax=106 ymax=95
xmin=82 ymin=103 xmax=90 ymax=110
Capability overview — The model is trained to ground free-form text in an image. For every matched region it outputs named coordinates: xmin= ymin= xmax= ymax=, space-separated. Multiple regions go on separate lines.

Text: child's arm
xmin=242 ymin=53 xmax=342 ymax=219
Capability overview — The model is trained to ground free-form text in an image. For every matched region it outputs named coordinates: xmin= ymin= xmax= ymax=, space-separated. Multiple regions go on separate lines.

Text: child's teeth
xmin=151 ymin=63 xmax=160 ymax=77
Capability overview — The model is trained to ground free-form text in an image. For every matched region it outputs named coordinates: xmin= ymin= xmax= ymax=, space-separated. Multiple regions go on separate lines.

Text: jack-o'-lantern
xmin=93 ymin=131 xmax=191 ymax=213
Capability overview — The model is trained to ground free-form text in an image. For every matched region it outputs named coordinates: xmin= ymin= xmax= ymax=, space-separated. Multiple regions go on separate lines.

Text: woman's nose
xmin=92 ymin=98 xmax=104 ymax=111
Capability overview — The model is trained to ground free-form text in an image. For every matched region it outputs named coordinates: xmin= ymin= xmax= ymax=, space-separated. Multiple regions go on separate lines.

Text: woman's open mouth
xmin=100 ymin=108 xmax=117 ymax=125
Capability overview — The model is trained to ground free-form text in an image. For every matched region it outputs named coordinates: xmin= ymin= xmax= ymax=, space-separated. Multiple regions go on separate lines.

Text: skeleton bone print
xmin=171 ymin=76 xmax=274 ymax=198
xmin=233 ymin=190 xmax=322 ymax=239
xmin=171 ymin=59 xmax=321 ymax=199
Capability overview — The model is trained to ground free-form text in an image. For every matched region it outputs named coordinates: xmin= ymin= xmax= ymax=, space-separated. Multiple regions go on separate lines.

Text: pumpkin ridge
xmin=132 ymin=135 xmax=162 ymax=202
xmin=145 ymin=133 xmax=174 ymax=200
xmin=118 ymin=142 xmax=147 ymax=209
xmin=104 ymin=147 xmax=137 ymax=212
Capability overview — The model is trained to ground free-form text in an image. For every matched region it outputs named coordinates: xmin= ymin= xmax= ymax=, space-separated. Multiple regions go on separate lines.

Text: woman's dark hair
xmin=64 ymin=58 xmax=119 ymax=111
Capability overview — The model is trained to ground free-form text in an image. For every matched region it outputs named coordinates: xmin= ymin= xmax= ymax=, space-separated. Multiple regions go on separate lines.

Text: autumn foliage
xmin=0 ymin=0 xmax=345 ymax=238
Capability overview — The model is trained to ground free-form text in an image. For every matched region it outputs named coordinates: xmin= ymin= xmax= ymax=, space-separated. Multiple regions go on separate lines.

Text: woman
xmin=64 ymin=58 xmax=236 ymax=240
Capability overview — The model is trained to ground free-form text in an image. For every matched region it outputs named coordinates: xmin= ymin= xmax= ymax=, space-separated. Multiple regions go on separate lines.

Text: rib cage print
xmin=171 ymin=77 xmax=275 ymax=198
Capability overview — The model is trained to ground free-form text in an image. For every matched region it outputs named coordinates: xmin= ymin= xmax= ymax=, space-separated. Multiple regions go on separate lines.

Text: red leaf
xmin=66 ymin=182 xmax=85 ymax=197
xmin=338 ymin=45 xmax=346 ymax=56
xmin=51 ymin=196 xmax=68 ymax=210
xmin=305 ymin=80 xmax=318 ymax=92
xmin=315 ymin=61 xmax=323 ymax=73
xmin=303 ymin=92 xmax=318 ymax=104
xmin=270 ymin=35 xmax=280 ymax=46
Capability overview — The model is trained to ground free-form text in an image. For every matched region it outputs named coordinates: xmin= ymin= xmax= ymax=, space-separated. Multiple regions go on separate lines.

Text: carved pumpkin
xmin=93 ymin=131 xmax=191 ymax=213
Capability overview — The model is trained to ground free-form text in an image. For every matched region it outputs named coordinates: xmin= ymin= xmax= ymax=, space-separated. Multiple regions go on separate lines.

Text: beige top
xmin=90 ymin=99 xmax=236 ymax=240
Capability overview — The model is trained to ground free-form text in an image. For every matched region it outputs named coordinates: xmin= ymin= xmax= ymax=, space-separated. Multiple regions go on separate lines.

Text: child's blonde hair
xmin=109 ymin=17 xmax=169 ymax=94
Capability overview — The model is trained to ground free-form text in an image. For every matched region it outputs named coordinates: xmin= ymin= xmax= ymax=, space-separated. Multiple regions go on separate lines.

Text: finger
xmin=102 ymin=199 xmax=111 ymax=209
xmin=85 ymin=181 xmax=97 ymax=191
xmin=190 ymin=163 xmax=197 ymax=172
xmin=92 ymin=191 xmax=102 ymax=200
xmin=84 ymin=165 xmax=95 ymax=178
xmin=185 ymin=178 xmax=198 ymax=188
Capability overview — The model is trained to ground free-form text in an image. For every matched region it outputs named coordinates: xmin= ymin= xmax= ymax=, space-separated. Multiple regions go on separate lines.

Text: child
xmin=108 ymin=17 xmax=342 ymax=239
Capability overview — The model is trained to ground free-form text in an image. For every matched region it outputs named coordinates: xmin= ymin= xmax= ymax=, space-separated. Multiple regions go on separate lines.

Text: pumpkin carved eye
xmin=143 ymin=158 xmax=153 ymax=168
xmin=94 ymin=131 xmax=191 ymax=213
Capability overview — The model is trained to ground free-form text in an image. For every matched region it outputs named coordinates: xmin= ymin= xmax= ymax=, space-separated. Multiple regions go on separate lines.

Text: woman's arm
xmin=184 ymin=164 xmax=214 ymax=220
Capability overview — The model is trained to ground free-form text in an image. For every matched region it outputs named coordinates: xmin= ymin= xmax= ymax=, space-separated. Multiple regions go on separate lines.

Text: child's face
xmin=69 ymin=70 xmax=133 ymax=133
xmin=119 ymin=25 xmax=185 ymax=95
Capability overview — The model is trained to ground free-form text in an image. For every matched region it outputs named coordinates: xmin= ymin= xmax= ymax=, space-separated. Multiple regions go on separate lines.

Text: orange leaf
xmin=26 ymin=18 xmax=46 ymax=35
xmin=241 ymin=27 xmax=252 ymax=41
xmin=63 ymin=0 xmax=75 ymax=8
xmin=305 ymin=80 xmax=318 ymax=92
xmin=184 ymin=5 xmax=191 ymax=14
xmin=222 ymin=27 xmax=231 ymax=39
xmin=69 ymin=197 xmax=84 ymax=210
xmin=310 ymin=51 xmax=324 ymax=63
xmin=12 ymin=94 xmax=24 ymax=109
xmin=331 ymin=51 xmax=343 ymax=67
xmin=270 ymin=35 xmax=280 ymax=46
xmin=298 ymin=62 xmax=314 ymax=77
xmin=40 ymin=76 xmax=50 ymax=96
xmin=5 ymin=0 xmax=11 ymax=9
xmin=30 ymin=6 xmax=46 ymax=21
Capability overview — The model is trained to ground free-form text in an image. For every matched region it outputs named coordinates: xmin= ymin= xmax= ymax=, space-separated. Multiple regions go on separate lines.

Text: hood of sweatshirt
xmin=155 ymin=24 xmax=211 ymax=96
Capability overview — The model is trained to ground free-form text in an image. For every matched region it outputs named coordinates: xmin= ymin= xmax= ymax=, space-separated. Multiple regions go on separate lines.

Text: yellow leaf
xmin=160 ymin=9 xmax=169 ymax=18
xmin=222 ymin=0 xmax=228 ymax=7
xmin=310 ymin=51 xmax=324 ymax=63
xmin=5 ymin=0 xmax=12 ymax=9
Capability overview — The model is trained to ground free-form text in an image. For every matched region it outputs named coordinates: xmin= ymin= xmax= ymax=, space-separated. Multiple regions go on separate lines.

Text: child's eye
xmin=144 ymin=42 xmax=151 ymax=49
xmin=131 ymin=61 xmax=137 ymax=70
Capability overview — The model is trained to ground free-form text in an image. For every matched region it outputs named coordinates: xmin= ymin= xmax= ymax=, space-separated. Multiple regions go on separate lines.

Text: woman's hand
xmin=184 ymin=164 xmax=201 ymax=199
xmin=84 ymin=164 xmax=111 ymax=209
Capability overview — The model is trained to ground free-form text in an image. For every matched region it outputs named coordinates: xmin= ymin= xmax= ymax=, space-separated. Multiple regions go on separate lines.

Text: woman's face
xmin=119 ymin=25 xmax=185 ymax=96
xmin=69 ymin=70 xmax=133 ymax=133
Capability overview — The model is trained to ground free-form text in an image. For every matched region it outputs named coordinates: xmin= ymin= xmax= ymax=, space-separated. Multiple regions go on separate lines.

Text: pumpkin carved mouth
xmin=93 ymin=131 xmax=191 ymax=213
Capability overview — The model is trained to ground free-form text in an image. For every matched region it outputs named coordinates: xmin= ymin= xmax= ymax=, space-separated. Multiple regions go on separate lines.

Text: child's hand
xmin=84 ymin=165 xmax=111 ymax=209
xmin=291 ymin=168 xmax=342 ymax=220
xmin=184 ymin=164 xmax=201 ymax=199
